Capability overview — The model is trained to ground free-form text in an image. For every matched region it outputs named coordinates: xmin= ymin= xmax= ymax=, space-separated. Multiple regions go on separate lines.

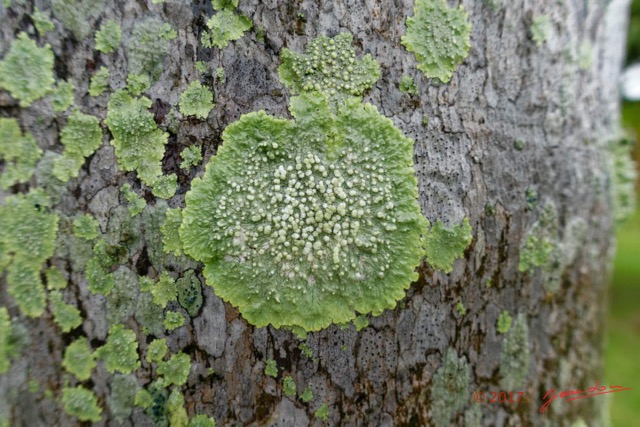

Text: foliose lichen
xmin=61 ymin=386 xmax=102 ymax=422
xmin=499 ymin=313 xmax=530 ymax=389
xmin=401 ymin=0 xmax=471 ymax=83
xmin=163 ymin=310 xmax=185 ymax=331
xmin=609 ymin=136 xmax=637 ymax=225
xmin=167 ymin=388 xmax=189 ymax=427
xmin=283 ymin=375 xmax=297 ymax=397
xmin=32 ymin=8 xmax=55 ymax=35
xmin=50 ymin=80 xmax=75 ymax=113
xmin=201 ymin=9 xmax=252 ymax=49
xmin=52 ymin=0 xmax=104 ymax=40
xmin=300 ymin=386 xmax=313 ymax=403
xmin=86 ymin=256 xmax=115 ymax=295
xmin=177 ymin=270 xmax=203 ymax=316
xmin=455 ymin=302 xmax=466 ymax=316
xmin=531 ymin=15 xmax=551 ymax=47
xmin=146 ymin=338 xmax=168 ymax=364
xmin=423 ymin=217 xmax=472 ymax=273
xmin=126 ymin=73 xmax=151 ymax=96
xmin=62 ymin=337 xmax=96 ymax=381
xmin=265 ymin=358 xmax=278 ymax=377
xmin=181 ymin=145 xmax=203 ymax=169
xmin=0 ymin=308 xmax=16 ymax=373
xmin=430 ymin=348 xmax=470 ymax=427
xmin=189 ymin=414 xmax=217 ymax=427
xmin=157 ymin=352 xmax=191 ymax=387
xmin=89 ymin=66 xmax=110 ymax=97
xmin=213 ymin=0 xmax=238 ymax=10
xmin=95 ymin=20 xmax=122 ymax=54
xmin=73 ymin=214 xmax=100 ymax=240
xmin=496 ymin=310 xmax=512 ymax=334
xmin=0 ymin=32 xmax=55 ymax=106
xmin=50 ymin=290 xmax=82 ymax=332
xmin=162 ymin=208 xmax=184 ymax=256
xmin=0 ymin=118 xmax=42 ymax=189
xmin=121 ymin=184 xmax=146 ymax=216
xmin=52 ymin=109 xmax=103 ymax=182
xmin=96 ymin=324 xmax=140 ymax=374
xmin=179 ymin=81 xmax=215 ymax=119
xmin=107 ymin=374 xmax=137 ymax=422
xmin=126 ymin=18 xmax=177 ymax=81
xmin=314 ymin=403 xmax=329 ymax=421
xmin=399 ymin=75 xmax=418 ymax=95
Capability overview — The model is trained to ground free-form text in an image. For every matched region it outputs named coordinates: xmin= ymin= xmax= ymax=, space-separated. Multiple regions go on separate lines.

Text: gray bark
xmin=0 ymin=0 xmax=629 ymax=426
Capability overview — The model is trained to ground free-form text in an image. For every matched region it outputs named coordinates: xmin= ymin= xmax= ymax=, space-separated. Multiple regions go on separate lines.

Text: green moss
xmin=189 ymin=415 xmax=217 ymax=427
xmin=162 ymin=208 xmax=184 ymax=256
xmin=50 ymin=290 xmax=82 ymax=332
xmin=181 ymin=145 xmax=203 ymax=169
xmin=399 ymin=75 xmax=418 ymax=95
xmin=531 ymin=15 xmax=551 ymax=46
xmin=283 ymin=375 xmax=296 ymax=397
xmin=86 ymin=256 xmax=115 ymax=295
xmin=52 ymin=0 xmax=104 ymax=40
xmin=424 ymin=217 xmax=472 ymax=273
xmin=180 ymin=81 xmax=215 ymax=119
xmin=609 ymin=137 xmax=637 ymax=225
xmin=89 ymin=66 xmax=110 ymax=96
xmin=265 ymin=358 xmax=278 ymax=377
xmin=177 ymin=270 xmax=203 ymax=316
xmin=73 ymin=214 xmax=100 ymax=240
xmin=126 ymin=18 xmax=176 ymax=81
xmin=50 ymin=80 xmax=75 ymax=113
xmin=146 ymin=338 xmax=168 ymax=364
xmin=163 ymin=310 xmax=185 ymax=331
xmin=46 ymin=266 xmax=67 ymax=290
xmin=430 ymin=348 xmax=470 ymax=427
xmin=158 ymin=352 xmax=191 ymax=386
xmin=0 ymin=190 xmax=58 ymax=317
xmin=314 ymin=403 xmax=329 ymax=421
xmin=96 ymin=324 xmax=140 ymax=374
xmin=95 ymin=20 xmax=122 ymax=54
xmin=105 ymin=89 xmax=176 ymax=198
xmin=62 ymin=337 xmax=96 ymax=381
xmin=278 ymin=33 xmax=380 ymax=102
xmin=167 ymin=388 xmax=189 ymax=427
xmin=401 ymin=0 xmax=471 ymax=83
xmin=499 ymin=313 xmax=530 ymax=389
xmin=496 ymin=310 xmax=512 ymax=334
xmin=107 ymin=374 xmax=137 ymax=422
xmin=353 ymin=315 xmax=369 ymax=331
xmin=0 ymin=118 xmax=42 ymax=189
xmin=201 ymin=9 xmax=252 ymax=49
xmin=213 ymin=0 xmax=238 ymax=10
xmin=455 ymin=302 xmax=466 ymax=316
xmin=121 ymin=184 xmax=146 ymax=216
xmin=300 ymin=386 xmax=313 ymax=403
xmin=518 ymin=234 xmax=553 ymax=272
xmin=0 ymin=33 xmax=55 ymax=106
xmin=32 ymin=8 xmax=55 ymax=35
xmin=61 ymin=386 xmax=102 ymax=422
xmin=127 ymin=73 xmax=151 ymax=96
xmin=0 ymin=308 xmax=15 ymax=373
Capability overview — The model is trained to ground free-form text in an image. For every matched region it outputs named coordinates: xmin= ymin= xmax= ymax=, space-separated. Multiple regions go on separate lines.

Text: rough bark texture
xmin=0 ymin=0 xmax=630 ymax=426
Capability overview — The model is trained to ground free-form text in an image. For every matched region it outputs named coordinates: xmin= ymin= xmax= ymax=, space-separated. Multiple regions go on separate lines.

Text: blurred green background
xmin=606 ymin=1 xmax=640 ymax=425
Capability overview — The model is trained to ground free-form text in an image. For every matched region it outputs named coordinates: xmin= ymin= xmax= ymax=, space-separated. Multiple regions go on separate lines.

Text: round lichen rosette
xmin=180 ymin=92 xmax=426 ymax=331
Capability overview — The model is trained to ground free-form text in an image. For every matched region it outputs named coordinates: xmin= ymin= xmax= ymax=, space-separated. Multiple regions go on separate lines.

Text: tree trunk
xmin=0 ymin=0 xmax=630 ymax=426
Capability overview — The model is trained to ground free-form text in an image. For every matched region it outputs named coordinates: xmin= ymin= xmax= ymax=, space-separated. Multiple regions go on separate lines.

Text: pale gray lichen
xmin=52 ymin=0 xmax=104 ymax=40
xmin=126 ymin=18 xmax=177 ymax=81
xmin=95 ymin=20 xmax=122 ymax=54
xmin=531 ymin=15 xmax=551 ymax=47
xmin=430 ymin=348 xmax=470 ymax=427
xmin=499 ymin=313 xmax=530 ymax=389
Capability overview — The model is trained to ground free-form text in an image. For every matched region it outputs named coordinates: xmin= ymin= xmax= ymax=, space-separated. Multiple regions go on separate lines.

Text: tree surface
xmin=0 ymin=0 xmax=632 ymax=426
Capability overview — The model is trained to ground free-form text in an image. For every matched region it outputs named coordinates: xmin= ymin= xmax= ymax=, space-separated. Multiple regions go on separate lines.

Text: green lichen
xmin=46 ymin=266 xmax=67 ymax=290
xmin=0 ymin=118 xmax=42 ymax=189
xmin=139 ymin=380 xmax=169 ymax=424
xmin=514 ymin=140 xmax=526 ymax=151
xmin=167 ymin=388 xmax=189 ymax=427
xmin=106 ymin=266 xmax=141 ymax=325
xmin=278 ymin=33 xmax=380 ymax=102
xmin=401 ymin=0 xmax=471 ymax=82
xmin=195 ymin=61 xmax=207 ymax=73
xmin=215 ymin=67 xmax=225 ymax=83
xmin=62 ymin=337 xmax=96 ymax=381
xmin=134 ymin=389 xmax=153 ymax=410
xmin=531 ymin=15 xmax=551 ymax=47
xmin=50 ymin=80 xmax=75 ymax=112
xmin=135 ymin=292 xmax=166 ymax=336
xmin=0 ymin=33 xmax=55 ymax=106
xmin=95 ymin=20 xmax=122 ymax=54
xmin=399 ymin=75 xmax=418 ymax=95
xmin=300 ymin=386 xmax=313 ymax=403
xmin=353 ymin=315 xmax=369 ymax=331
xmin=146 ymin=338 xmax=168 ymax=364
xmin=122 ymin=184 xmax=146 ymax=216
xmin=177 ymin=270 xmax=203 ymax=316
xmin=499 ymin=313 xmax=530 ymax=389
xmin=53 ymin=109 xmax=103 ymax=181
xmin=0 ymin=190 xmax=58 ymax=317
xmin=518 ymin=234 xmax=553 ymax=272
xmin=32 ymin=8 xmax=55 ymax=35
xmin=73 ymin=214 xmax=100 ymax=240
xmin=181 ymin=145 xmax=203 ymax=169
xmin=61 ymin=386 xmax=102 ymax=422
xmin=424 ymin=217 xmax=472 ymax=273
xmin=609 ymin=137 xmax=637 ymax=224
xmin=314 ymin=403 xmax=329 ymax=421
xmin=107 ymin=374 xmax=137 ymax=422
xmin=158 ymin=352 xmax=191 ymax=387
xmin=298 ymin=342 xmax=314 ymax=359
xmin=455 ymin=302 xmax=466 ymax=316
xmin=201 ymin=9 xmax=252 ymax=49
xmin=50 ymin=290 xmax=82 ymax=332
xmin=89 ymin=66 xmax=110 ymax=96
xmin=180 ymin=90 xmax=426 ymax=331
xmin=52 ymin=0 xmax=104 ymax=40
xmin=283 ymin=375 xmax=296 ymax=397
xmin=189 ymin=415 xmax=217 ymax=427
xmin=430 ymin=348 xmax=470 ymax=427
xmin=162 ymin=208 xmax=184 ymax=256
xmin=96 ymin=324 xmax=140 ymax=374
xmin=265 ymin=359 xmax=278 ymax=377
xmin=105 ymin=89 xmax=176 ymax=198
xmin=179 ymin=81 xmax=215 ymax=119
xmin=525 ymin=188 xmax=538 ymax=210
xmin=0 ymin=308 xmax=15 ymax=373
xmin=127 ymin=73 xmax=151 ymax=96
xmin=86 ymin=256 xmax=115 ymax=295
xmin=496 ymin=310 xmax=512 ymax=334
xmin=163 ymin=310 xmax=185 ymax=331
xmin=149 ymin=271 xmax=178 ymax=306
xmin=126 ymin=18 xmax=177 ymax=81
xmin=213 ymin=0 xmax=238 ymax=10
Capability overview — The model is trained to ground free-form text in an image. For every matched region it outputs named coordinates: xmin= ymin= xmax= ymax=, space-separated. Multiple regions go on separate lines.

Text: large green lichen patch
xmin=401 ymin=0 xmax=471 ymax=82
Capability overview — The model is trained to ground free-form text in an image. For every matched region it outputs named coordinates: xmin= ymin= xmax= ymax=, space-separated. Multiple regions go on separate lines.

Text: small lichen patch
xmin=181 ymin=145 xmax=203 ymax=169
xmin=121 ymin=184 xmax=146 ymax=216
xmin=62 ymin=337 xmax=96 ymax=381
xmin=499 ymin=313 xmax=530 ymax=389
xmin=107 ymin=374 xmax=137 ymax=422
xmin=430 ymin=348 xmax=470 ymax=427
xmin=149 ymin=271 xmax=178 ymax=306
xmin=518 ymin=234 xmax=553 ymax=272
xmin=163 ymin=310 xmax=185 ymax=331
xmin=609 ymin=136 xmax=637 ymax=224
xmin=0 ymin=118 xmax=42 ymax=189
xmin=32 ymin=8 xmax=55 ymax=35
xmin=314 ymin=403 xmax=329 ymax=421
xmin=127 ymin=73 xmax=151 ymax=96
xmin=162 ymin=208 xmax=184 ymax=256
xmin=424 ymin=217 xmax=472 ymax=273
xmin=89 ymin=66 xmax=110 ymax=96
xmin=201 ymin=9 xmax=252 ymax=49
xmin=213 ymin=0 xmax=238 ymax=10
xmin=95 ymin=20 xmax=122 ymax=54
xmin=283 ymin=375 xmax=296 ymax=397
xmin=399 ymin=75 xmax=418 ymax=95
xmin=96 ymin=324 xmax=140 ymax=374
xmin=455 ymin=302 xmax=466 ymax=316
xmin=167 ymin=388 xmax=189 ymax=427
xmin=50 ymin=290 xmax=82 ymax=332
xmin=401 ymin=0 xmax=471 ymax=82
xmin=50 ymin=80 xmax=75 ymax=113
xmin=179 ymin=81 xmax=215 ymax=119
xmin=531 ymin=15 xmax=551 ymax=46
xmin=496 ymin=310 xmax=512 ymax=334
xmin=353 ymin=315 xmax=369 ymax=331
xmin=177 ymin=270 xmax=203 ymax=316
xmin=158 ymin=352 xmax=191 ymax=386
xmin=86 ymin=256 xmax=115 ymax=295
xmin=195 ymin=61 xmax=207 ymax=73
xmin=146 ymin=339 xmax=168 ymax=364
xmin=216 ymin=67 xmax=225 ymax=83
xmin=126 ymin=18 xmax=177 ymax=81
xmin=265 ymin=359 xmax=278 ymax=377
xmin=46 ymin=267 xmax=67 ymax=290
xmin=73 ymin=214 xmax=100 ymax=240
xmin=300 ymin=386 xmax=313 ymax=403
xmin=189 ymin=415 xmax=217 ymax=427
xmin=52 ymin=0 xmax=104 ymax=40
xmin=0 ymin=33 xmax=55 ymax=106
xmin=62 ymin=387 xmax=102 ymax=422
xmin=0 ymin=308 xmax=16 ymax=373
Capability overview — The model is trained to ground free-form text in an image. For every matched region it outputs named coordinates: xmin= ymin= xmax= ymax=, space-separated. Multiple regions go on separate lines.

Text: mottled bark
xmin=0 ymin=0 xmax=629 ymax=426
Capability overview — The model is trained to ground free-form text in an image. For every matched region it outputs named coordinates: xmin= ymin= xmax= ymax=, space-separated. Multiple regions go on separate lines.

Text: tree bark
xmin=0 ymin=0 xmax=630 ymax=426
